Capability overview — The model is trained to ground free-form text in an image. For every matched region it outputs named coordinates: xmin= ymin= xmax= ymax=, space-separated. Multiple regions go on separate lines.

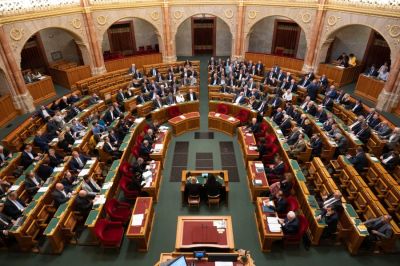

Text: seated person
xmin=204 ymin=174 xmax=222 ymax=197
xmin=288 ymin=133 xmax=306 ymax=158
xmin=51 ymin=183 xmax=73 ymax=207
xmin=348 ymin=53 xmax=357 ymax=67
xmin=144 ymin=129 xmax=156 ymax=145
xmin=267 ymin=190 xmax=288 ymax=214
xmin=301 ymin=119 xmax=313 ymax=138
xmin=3 ymin=192 xmax=26 ymax=220
xmin=384 ymin=127 xmax=400 ymax=151
xmin=319 ymin=190 xmax=343 ymax=215
xmin=21 ymin=144 xmax=42 ymax=169
xmin=33 ymin=131 xmax=49 ymax=153
xmin=363 ymin=215 xmax=393 ymax=249
xmin=82 ymin=175 xmax=101 ymax=197
xmin=61 ymin=171 xmax=76 ymax=192
xmin=272 ymin=108 xmax=284 ymax=125
xmin=356 ymin=122 xmax=371 ymax=143
xmin=286 ymin=127 xmax=301 ymax=146
xmin=69 ymin=151 xmax=90 ymax=172
xmin=103 ymin=136 xmax=122 ymax=158
xmin=57 ymin=133 xmax=72 ymax=153
xmin=24 ymin=171 xmax=43 ymax=197
xmin=380 ymin=151 xmax=399 ymax=171
xmin=0 ymin=202 xmax=16 ymax=245
xmin=185 ymin=176 xmax=202 ymax=197
xmin=269 ymin=172 xmax=293 ymax=197
xmin=334 ymin=133 xmax=348 ymax=157
xmin=278 ymin=211 xmax=299 ymax=235
xmin=279 ymin=115 xmax=292 ymax=136
xmin=131 ymin=157 xmax=147 ymax=176
xmin=265 ymin=156 xmax=285 ymax=177
xmin=0 ymin=145 xmax=12 ymax=168
xmin=139 ymin=140 xmax=152 ymax=159
xmin=310 ymin=133 xmax=323 ymax=158
xmin=347 ymin=147 xmax=368 ymax=173
xmin=245 ymin=118 xmax=260 ymax=134
xmin=317 ymin=206 xmax=339 ymax=239
xmin=374 ymin=121 xmax=392 ymax=139
xmin=48 ymin=148 xmax=64 ymax=168
xmin=378 ymin=68 xmax=389 ymax=81
xmin=74 ymin=190 xmax=93 ymax=216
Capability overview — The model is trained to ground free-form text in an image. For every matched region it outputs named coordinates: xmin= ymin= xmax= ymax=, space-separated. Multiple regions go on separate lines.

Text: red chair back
xmin=235 ymin=109 xmax=250 ymax=123
xmin=216 ymin=104 xmax=229 ymax=115
xmin=119 ymin=161 xmax=132 ymax=177
xmin=105 ymin=199 xmax=118 ymax=215
xmin=167 ymin=106 xmax=181 ymax=119
xmin=94 ymin=219 xmax=107 ymax=240
xmin=286 ymin=196 xmax=299 ymax=212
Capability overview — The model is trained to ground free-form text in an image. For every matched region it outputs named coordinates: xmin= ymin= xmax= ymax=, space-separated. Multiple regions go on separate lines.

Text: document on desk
xmin=134 ymin=117 xmax=144 ymax=124
xmin=268 ymin=224 xmax=282 ymax=233
xmin=215 ymin=262 xmax=233 ymax=266
xmin=154 ymin=144 xmax=163 ymax=152
xmin=228 ymin=117 xmax=235 ymax=122
xmin=53 ymin=167 xmax=64 ymax=173
xmin=142 ymin=177 xmax=152 ymax=188
xmin=102 ymin=182 xmax=112 ymax=190
xmin=213 ymin=220 xmax=227 ymax=229
xmin=143 ymin=171 xmax=152 ymax=180
xmin=132 ymin=214 xmax=144 ymax=226
xmin=93 ymin=195 xmax=106 ymax=206
xmin=78 ymin=169 xmax=90 ymax=177
xmin=267 ymin=217 xmax=279 ymax=224
xmin=74 ymin=139 xmax=83 ymax=145
xmin=87 ymin=159 xmax=96 ymax=165
xmin=9 ymin=185 xmax=20 ymax=191
xmin=215 ymin=113 xmax=221 ymax=117
xmin=38 ymin=186 xmax=49 ymax=193
xmin=249 ymin=145 xmax=257 ymax=151
xmin=255 ymin=163 xmax=264 ymax=172
xmin=179 ymin=115 xmax=186 ymax=119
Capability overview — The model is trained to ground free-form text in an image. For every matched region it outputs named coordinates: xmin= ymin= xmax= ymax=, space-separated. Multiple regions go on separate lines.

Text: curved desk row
xmin=152 ymin=101 xmax=199 ymax=124
xmin=209 ymin=101 xmax=257 ymax=122
xmin=208 ymin=112 xmax=240 ymax=136
xmin=168 ymin=112 xmax=200 ymax=136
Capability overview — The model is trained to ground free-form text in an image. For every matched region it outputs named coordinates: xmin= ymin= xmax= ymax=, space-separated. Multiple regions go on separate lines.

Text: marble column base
xmin=163 ymin=55 xmax=177 ymax=63
xmin=302 ymin=64 xmax=314 ymax=73
xmin=376 ymin=90 xmax=400 ymax=112
xmin=232 ymin=55 xmax=244 ymax=61
xmin=12 ymin=92 xmax=35 ymax=113
xmin=91 ymin=66 xmax=107 ymax=76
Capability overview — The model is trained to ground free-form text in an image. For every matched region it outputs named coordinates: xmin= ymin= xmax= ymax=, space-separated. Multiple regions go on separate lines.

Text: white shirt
xmin=283 ymin=92 xmax=292 ymax=101
xmin=176 ymin=94 xmax=185 ymax=103
xmin=11 ymin=199 xmax=24 ymax=211
xmin=382 ymin=155 xmax=394 ymax=164
xmin=235 ymin=96 xmax=242 ymax=104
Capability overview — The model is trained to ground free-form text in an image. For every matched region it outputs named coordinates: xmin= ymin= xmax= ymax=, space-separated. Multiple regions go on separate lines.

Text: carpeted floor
xmin=1 ymin=55 xmax=399 ymax=266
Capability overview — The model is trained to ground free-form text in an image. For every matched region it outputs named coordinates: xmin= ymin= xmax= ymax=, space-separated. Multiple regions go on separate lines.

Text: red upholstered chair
xmin=255 ymin=122 xmax=268 ymax=140
xmin=235 ymin=109 xmax=250 ymax=124
xmin=142 ymin=124 xmax=150 ymax=134
xmin=119 ymin=161 xmax=133 ymax=178
xmin=286 ymin=195 xmax=300 ymax=212
xmin=119 ymin=177 xmax=140 ymax=200
xmin=262 ymin=144 xmax=279 ymax=165
xmin=216 ymin=103 xmax=229 ymax=115
xmin=167 ymin=106 xmax=182 ymax=119
xmin=283 ymin=214 xmax=309 ymax=246
xmin=105 ymin=199 xmax=131 ymax=223
xmin=94 ymin=219 xmax=124 ymax=248
xmin=135 ymin=135 xmax=144 ymax=146
xmin=265 ymin=134 xmax=277 ymax=145
xmin=131 ymin=145 xmax=140 ymax=159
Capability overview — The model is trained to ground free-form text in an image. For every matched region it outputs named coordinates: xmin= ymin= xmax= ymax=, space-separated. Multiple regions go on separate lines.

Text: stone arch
xmin=245 ymin=15 xmax=309 ymax=58
xmin=315 ymin=12 xmax=399 ymax=68
xmin=170 ymin=5 xmax=237 ymax=57
xmin=92 ymin=8 xmax=165 ymax=55
xmin=242 ymin=6 xmax=315 ymax=56
xmin=3 ymin=15 xmax=93 ymax=69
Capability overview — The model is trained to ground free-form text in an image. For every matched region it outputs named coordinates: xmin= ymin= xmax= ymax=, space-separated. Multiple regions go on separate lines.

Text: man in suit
xmin=0 ymin=203 xmax=16 ymax=243
xmin=315 ymin=106 xmax=328 ymax=123
xmin=270 ymin=95 xmax=282 ymax=110
xmin=68 ymin=93 xmax=80 ymax=104
xmin=364 ymin=215 xmax=393 ymax=244
xmin=57 ymin=96 xmax=69 ymax=110
xmin=116 ymin=89 xmax=126 ymax=105
xmin=299 ymin=76 xmax=311 ymax=88
xmin=0 ymin=145 xmax=12 ymax=167
xmin=24 ymin=171 xmax=43 ymax=197
xmin=233 ymin=92 xmax=246 ymax=105
xmin=37 ymin=105 xmax=54 ymax=120
xmin=375 ymin=121 xmax=392 ymax=139
xmin=276 ymin=70 xmax=286 ymax=82
xmin=3 ymin=192 xmax=26 ymax=220
xmin=350 ymin=99 xmax=364 ymax=115
xmin=286 ymin=127 xmax=301 ymax=146
xmin=279 ymin=211 xmax=299 ymax=235
xmin=286 ymin=79 xmax=297 ymax=93
xmin=103 ymin=106 xmax=116 ymax=126
xmin=350 ymin=115 xmax=365 ymax=134
xmin=319 ymin=74 xmax=329 ymax=90
xmin=267 ymin=190 xmax=288 ymax=214
xmin=348 ymin=147 xmax=368 ymax=172
xmin=307 ymin=79 xmax=319 ymax=101
xmin=272 ymin=108 xmax=284 ymax=125
xmin=103 ymin=136 xmax=121 ymax=158
xmin=323 ymin=95 xmax=334 ymax=111
xmin=289 ymin=133 xmax=306 ymax=158
xmin=185 ymin=176 xmax=202 ymax=198
xmin=385 ymin=127 xmax=400 ymax=151
xmin=334 ymin=133 xmax=348 ymax=157
xmin=255 ymin=61 xmax=264 ymax=76
xmin=69 ymin=151 xmax=90 ymax=172
xmin=52 ymin=183 xmax=73 ymax=207
xmin=74 ymin=190 xmax=93 ymax=216
xmin=21 ymin=145 xmax=41 ymax=169
xmin=365 ymin=64 xmax=378 ymax=77
xmin=186 ymin=89 xmax=197 ymax=102
xmin=356 ymin=122 xmax=371 ymax=143
xmin=88 ymin=93 xmax=100 ymax=106
xmin=131 ymin=157 xmax=147 ymax=176
xmin=48 ymin=148 xmax=63 ymax=168
xmin=310 ymin=134 xmax=323 ymax=158
xmin=279 ymin=115 xmax=292 ymax=136
xmin=139 ymin=140 xmax=152 ymax=160
xmin=305 ymin=101 xmax=317 ymax=116
xmin=380 ymin=151 xmax=399 ymax=171
xmin=149 ymin=67 xmax=158 ymax=77
xmin=166 ymin=92 xmax=176 ymax=105
xmin=366 ymin=111 xmax=380 ymax=128
xmin=265 ymin=156 xmax=285 ymax=176
xmin=318 ymin=206 xmax=339 ymax=239
xmin=319 ymin=190 xmax=343 ymax=216
xmin=153 ymin=95 xmax=164 ymax=109
xmin=245 ymin=118 xmax=260 ymax=134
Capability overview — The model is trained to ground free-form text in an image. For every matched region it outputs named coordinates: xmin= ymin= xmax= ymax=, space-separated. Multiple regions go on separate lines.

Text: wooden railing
xmin=354 ymin=74 xmax=385 ymax=103
xmin=104 ymin=53 xmax=162 ymax=72
xmin=26 ymin=76 xmax=56 ymax=105
xmin=48 ymin=64 xmax=91 ymax=90
xmin=317 ymin=64 xmax=362 ymax=87
xmin=0 ymin=94 xmax=18 ymax=127
xmin=245 ymin=52 xmax=304 ymax=73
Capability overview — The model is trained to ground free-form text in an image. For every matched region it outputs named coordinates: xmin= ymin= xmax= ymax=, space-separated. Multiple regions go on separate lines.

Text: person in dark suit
xmin=367 ymin=113 xmax=380 ymax=129
xmin=116 ymin=89 xmax=126 ymax=105
xmin=269 ymin=190 xmax=288 ymax=214
xmin=315 ymin=106 xmax=328 ymax=123
xmin=306 ymin=80 xmax=319 ymax=101
xmin=0 ymin=203 xmax=15 ymax=243
xmin=51 ymin=183 xmax=73 ymax=207
xmin=0 ymin=145 xmax=12 ymax=167
xmin=364 ymin=215 xmax=393 ymax=242
xmin=37 ymin=105 xmax=54 ymax=120
xmin=24 ymin=171 xmax=43 ymax=197
xmin=246 ymin=118 xmax=260 ymax=134
xmin=61 ymin=171 xmax=76 ymax=192
xmin=153 ymin=95 xmax=164 ymax=109
xmin=272 ymin=108 xmax=284 ymax=125
xmin=350 ymin=100 xmax=364 ymax=116
xmin=69 ymin=151 xmax=90 ymax=172
xmin=233 ymin=92 xmax=246 ymax=105
xmin=319 ymin=190 xmax=343 ymax=216
xmin=103 ymin=106 xmax=116 ymax=126
xmin=57 ymin=96 xmax=69 ymax=110
xmin=131 ymin=157 xmax=147 ymax=176
xmin=310 ymin=134 xmax=323 ymax=158
xmin=3 ymin=192 xmax=26 ymax=220
xmin=185 ymin=176 xmax=202 ymax=198
xmin=365 ymin=64 xmax=378 ymax=77
xmin=334 ymin=133 xmax=348 ymax=157
xmin=269 ymin=96 xmax=282 ymax=110
xmin=186 ymin=89 xmax=197 ymax=101
xmin=375 ymin=121 xmax=392 ymax=139
xmin=204 ymin=174 xmax=222 ymax=197
xmin=305 ymin=101 xmax=317 ymax=116
xmin=356 ymin=123 xmax=372 ymax=143
xmin=88 ymin=93 xmax=100 ymax=106
xmin=286 ymin=127 xmax=301 ymax=146
xmin=322 ymin=96 xmax=334 ymax=111
xmin=380 ymin=151 xmax=399 ymax=171
xmin=103 ymin=136 xmax=122 ymax=158
xmin=47 ymin=149 xmax=63 ymax=168
xmin=318 ymin=206 xmax=339 ymax=239
xmin=348 ymin=147 xmax=368 ymax=173
xmin=34 ymin=131 xmax=49 ymax=153
xmin=21 ymin=145 xmax=41 ymax=169
xmin=302 ymin=119 xmax=313 ymax=138
xmin=74 ymin=190 xmax=93 ymax=216
xmin=279 ymin=115 xmax=292 ymax=136
xmin=265 ymin=156 xmax=285 ymax=176
xmin=139 ymin=140 xmax=152 ymax=160
xmin=299 ymin=76 xmax=311 ymax=88
xmin=279 ymin=211 xmax=299 ymax=235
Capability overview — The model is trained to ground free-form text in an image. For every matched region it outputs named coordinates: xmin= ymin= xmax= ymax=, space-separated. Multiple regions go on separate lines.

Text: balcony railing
xmin=0 ymin=0 xmax=80 ymax=16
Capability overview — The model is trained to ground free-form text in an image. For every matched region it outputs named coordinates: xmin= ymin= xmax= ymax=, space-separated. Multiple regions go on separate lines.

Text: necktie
xmin=77 ymin=157 xmax=83 ymax=167
xmin=12 ymin=200 xmax=24 ymax=211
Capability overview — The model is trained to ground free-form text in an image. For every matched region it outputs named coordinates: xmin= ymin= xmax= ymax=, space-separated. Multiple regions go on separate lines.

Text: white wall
xmin=101 ymin=18 xmax=159 ymax=53
xmin=247 ymin=16 xmax=307 ymax=59
xmin=216 ymin=17 xmax=232 ymax=56
xmin=175 ymin=19 xmax=193 ymax=56
xmin=39 ymin=28 xmax=80 ymax=63
xmin=330 ymin=25 xmax=372 ymax=63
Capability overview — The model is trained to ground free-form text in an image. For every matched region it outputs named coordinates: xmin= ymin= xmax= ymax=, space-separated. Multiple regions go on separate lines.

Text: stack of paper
xmin=215 ymin=113 xmax=221 ymax=117
xmin=9 ymin=185 xmax=20 ymax=191
xmin=154 ymin=144 xmax=163 ymax=152
xmin=215 ymin=262 xmax=233 ymax=266
xmin=179 ymin=115 xmax=186 ymax=119
xmin=246 ymin=133 xmax=252 ymax=137
xmin=255 ymin=163 xmax=264 ymax=172
xmin=143 ymin=178 xmax=152 ymax=187
xmin=53 ymin=167 xmax=64 ymax=173
xmin=254 ymin=179 xmax=262 ymax=186
xmin=102 ymin=182 xmax=112 ymax=190
xmin=159 ymin=126 xmax=169 ymax=131
xmin=249 ymin=145 xmax=257 ymax=151
xmin=87 ymin=159 xmax=96 ymax=165
xmin=78 ymin=169 xmax=90 ymax=177
xmin=143 ymin=171 xmax=152 ymax=180
xmin=268 ymin=224 xmax=282 ymax=232
xmin=213 ymin=220 xmax=227 ymax=229
xmin=134 ymin=117 xmax=144 ymax=123
xmin=267 ymin=217 xmax=279 ymax=224
xmin=74 ymin=139 xmax=83 ymax=145
xmin=131 ymin=214 xmax=144 ymax=226
xmin=228 ymin=117 xmax=235 ymax=121
xmin=93 ymin=195 xmax=106 ymax=206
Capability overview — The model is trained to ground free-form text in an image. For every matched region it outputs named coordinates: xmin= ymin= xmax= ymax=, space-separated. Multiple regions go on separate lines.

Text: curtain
xmin=273 ymin=23 xmax=300 ymax=57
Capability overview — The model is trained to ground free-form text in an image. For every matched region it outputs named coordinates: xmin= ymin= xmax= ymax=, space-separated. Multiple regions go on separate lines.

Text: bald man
xmin=51 ymin=183 xmax=73 ymax=207
xmin=279 ymin=211 xmax=299 ymax=235
xmin=74 ymin=190 xmax=93 ymax=215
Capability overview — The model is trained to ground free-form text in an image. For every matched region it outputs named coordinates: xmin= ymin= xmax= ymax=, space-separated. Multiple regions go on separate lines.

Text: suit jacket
xmin=153 ymin=99 xmax=164 ymax=109
xmin=74 ymin=196 xmax=93 ymax=214
xmin=139 ymin=144 xmax=152 ymax=157
xmin=185 ymin=182 xmax=202 ymax=197
xmin=4 ymin=198 xmax=26 ymax=219
xmin=52 ymin=189 xmax=71 ymax=207
xmin=270 ymin=97 xmax=282 ymax=109
xmin=103 ymin=142 xmax=115 ymax=154
xmin=282 ymin=217 xmax=299 ymax=235
xmin=116 ymin=92 xmax=126 ymax=103
xmin=273 ymin=112 xmax=284 ymax=125
xmin=25 ymin=175 xmax=42 ymax=195
xmin=351 ymin=104 xmax=363 ymax=115
xmin=34 ymin=135 xmax=49 ymax=152
xmin=349 ymin=152 xmax=368 ymax=172
xmin=280 ymin=118 xmax=292 ymax=135
xmin=21 ymin=151 xmax=37 ymax=169
xmin=271 ymin=197 xmax=288 ymax=213
xmin=292 ymin=139 xmax=306 ymax=154
xmin=204 ymin=182 xmax=222 ymax=197
xmin=356 ymin=127 xmax=371 ymax=143
xmin=323 ymin=212 xmax=339 ymax=236
xmin=323 ymin=97 xmax=334 ymax=111
xmin=315 ymin=111 xmax=328 ymax=123
xmin=233 ymin=95 xmax=246 ymax=105
xmin=287 ymin=131 xmax=300 ymax=146
xmin=311 ymin=138 xmax=323 ymax=157
xmin=69 ymin=155 xmax=89 ymax=172
xmin=307 ymin=84 xmax=318 ymax=100
xmin=364 ymin=217 xmax=392 ymax=239
xmin=305 ymin=105 xmax=317 ymax=116
xmin=0 ymin=148 xmax=11 ymax=166
xmin=186 ymin=92 xmax=197 ymax=101
xmin=49 ymin=154 xmax=63 ymax=168
xmin=103 ymin=110 xmax=115 ymax=125
xmin=381 ymin=152 xmax=399 ymax=170
xmin=0 ymin=212 xmax=13 ymax=237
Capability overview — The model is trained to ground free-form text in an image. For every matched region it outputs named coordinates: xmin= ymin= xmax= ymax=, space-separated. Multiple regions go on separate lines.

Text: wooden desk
xmin=209 ymin=101 xmax=257 ymax=122
xmin=367 ymin=131 xmax=386 ymax=157
xmin=142 ymin=161 xmax=162 ymax=202
xmin=247 ymin=161 xmax=269 ymax=202
xmin=181 ymin=170 xmax=229 ymax=205
xmin=127 ymin=197 xmax=154 ymax=251
xmin=208 ymin=112 xmax=240 ymax=136
xmin=49 ymin=65 xmax=91 ymax=90
xmin=168 ymin=112 xmax=200 ymax=136
xmin=26 ymin=76 xmax=56 ymax=105
xmin=137 ymin=101 xmax=153 ymax=117
xmin=254 ymin=197 xmax=284 ymax=252
xmin=0 ymin=94 xmax=18 ymax=127
xmin=354 ymin=74 xmax=385 ymax=103
xmin=175 ymin=216 xmax=234 ymax=251
xmin=209 ymin=92 xmax=235 ymax=102
xmin=317 ymin=64 xmax=362 ymax=87
xmin=150 ymin=128 xmax=171 ymax=167
xmin=155 ymin=252 xmax=255 ymax=266
xmin=238 ymin=127 xmax=259 ymax=166
xmin=152 ymin=101 xmax=199 ymax=125
xmin=104 ymin=53 xmax=162 ymax=72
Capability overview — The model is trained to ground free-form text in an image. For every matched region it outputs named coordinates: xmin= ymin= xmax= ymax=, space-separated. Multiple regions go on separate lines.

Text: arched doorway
xmin=20 ymin=27 xmax=87 ymax=74
xmin=246 ymin=16 xmax=307 ymax=59
xmin=319 ymin=24 xmax=391 ymax=71
xmin=175 ymin=15 xmax=232 ymax=57
xmin=101 ymin=17 xmax=161 ymax=60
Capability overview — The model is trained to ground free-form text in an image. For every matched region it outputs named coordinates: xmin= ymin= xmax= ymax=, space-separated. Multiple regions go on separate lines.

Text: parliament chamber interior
xmin=1 ymin=0 xmax=400 ymax=265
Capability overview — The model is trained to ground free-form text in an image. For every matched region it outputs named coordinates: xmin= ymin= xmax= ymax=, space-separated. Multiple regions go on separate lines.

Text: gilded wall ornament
xmin=96 ymin=15 xmax=108 ymax=26
xmin=224 ymin=9 xmax=233 ymax=19
xmin=150 ymin=11 xmax=160 ymax=21
xmin=327 ymin=15 xmax=341 ymax=26
xmin=387 ymin=25 xmax=400 ymax=38
xmin=10 ymin=28 xmax=24 ymax=41
xmin=173 ymin=10 xmax=184 ymax=20
xmin=248 ymin=11 xmax=257 ymax=20
xmin=301 ymin=13 xmax=312 ymax=24
xmin=71 ymin=18 xmax=82 ymax=29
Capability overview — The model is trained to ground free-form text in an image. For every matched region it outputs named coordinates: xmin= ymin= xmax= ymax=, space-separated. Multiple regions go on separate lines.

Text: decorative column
xmin=233 ymin=0 xmax=245 ymax=60
xmin=162 ymin=0 xmax=176 ymax=62
xmin=376 ymin=55 xmax=400 ymax=112
xmin=81 ymin=0 xmax=106 ymax=75
xmin=302 ymin=0 xmax=327 ymax=73
xmin=0 ymin=25 xmax=35 ymax=113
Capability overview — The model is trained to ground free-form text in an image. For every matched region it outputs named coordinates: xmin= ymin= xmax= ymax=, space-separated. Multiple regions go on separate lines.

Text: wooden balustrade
xmin=49 ymin=64 xmax=91 ymax=90
xmin=317 ymin=64 xmax=362 ymax=87
xmin=0 ymin=94 xmax=18 ymax=127
xmin=354 ymin=74 xmax=385 ymax=103
xmin=245 ymin=52 xmax=304 ymax=74
xmin=26 ymin=76 xmax=56 ymax=105
xmin=104 ymin=53 xmax=163 ymax=72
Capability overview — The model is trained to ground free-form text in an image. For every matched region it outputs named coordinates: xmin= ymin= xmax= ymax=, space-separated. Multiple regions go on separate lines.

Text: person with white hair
xmin=278 ymin=211 xmax=299 ymax=235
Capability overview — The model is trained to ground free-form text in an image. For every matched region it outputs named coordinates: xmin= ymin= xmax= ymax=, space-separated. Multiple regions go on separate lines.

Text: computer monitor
xmin=165 ymin=256 xmax=188 ymax=266
xmin=207 ymin=253 xmax=238 ymax=262
xmin=193 ymin=250 xmax=206 ymax=260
